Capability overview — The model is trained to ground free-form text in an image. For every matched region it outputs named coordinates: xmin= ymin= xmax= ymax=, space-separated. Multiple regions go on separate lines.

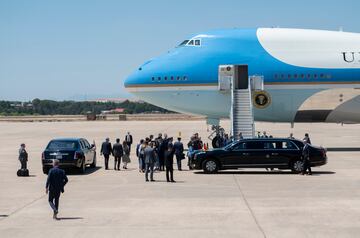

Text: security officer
xmin=301 ymin=140 xmax=312 ymax=175
xmin=18 ymin=143 xmax=28 ymax=170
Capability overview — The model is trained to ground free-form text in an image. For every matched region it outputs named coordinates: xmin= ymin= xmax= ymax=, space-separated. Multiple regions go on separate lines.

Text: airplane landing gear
xmin=208 ymin=125 xmax=225 ymax=148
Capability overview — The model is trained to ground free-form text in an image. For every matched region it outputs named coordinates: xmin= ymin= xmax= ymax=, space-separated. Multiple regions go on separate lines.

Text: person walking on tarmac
xmin=112 ymin=138 xmax=123 ymax=170
xmin=18 ymin=143 xmax=28 ymax=170
xmin=125 ymin=132 xmax=133 ymax=152
xmin=122 ymin=140 xmax=131 ymax=169
xmin=46 ymin=160 xmax=68 ymax=220
xmin=173 ymin=137 xmax=184 ymax=171
xmin=301 ymin=140 xmax=312 ymax=175
xmin=100 ymin=138 xmax=113 ymax=170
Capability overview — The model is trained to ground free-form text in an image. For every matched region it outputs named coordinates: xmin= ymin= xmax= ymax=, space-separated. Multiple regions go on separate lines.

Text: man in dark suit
xmin=100 ymin=138 xmax=113 ymax=170
xmin=46 ymin=160 xmax=68 ymax=220
xmin=173 ymin=137 xmax=184 ymax=171
xmin=112 ymin=138 xmax=123 ymax=170
xmin=125 ymin=132 xmax=133 ymax=152
xmin=165 ymin=144 xmax=175 ymax=183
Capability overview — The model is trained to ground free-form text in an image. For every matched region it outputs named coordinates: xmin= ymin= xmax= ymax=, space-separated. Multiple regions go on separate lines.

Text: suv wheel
xmin=202 ymin=159 xmax=219 ymax=174
xmin=291 ymin=160 xmax=304 ymax=173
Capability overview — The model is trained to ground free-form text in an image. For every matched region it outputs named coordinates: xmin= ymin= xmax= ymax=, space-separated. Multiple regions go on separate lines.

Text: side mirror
xmin=91 ymin=144 xmax=95 ymax=149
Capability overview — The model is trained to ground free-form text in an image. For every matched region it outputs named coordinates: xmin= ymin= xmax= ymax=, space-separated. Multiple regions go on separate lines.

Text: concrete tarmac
xmin=0 ymin=120 xmax=359 ymax=238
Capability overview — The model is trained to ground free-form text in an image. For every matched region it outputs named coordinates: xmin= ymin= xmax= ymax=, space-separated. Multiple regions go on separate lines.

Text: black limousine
xmin=190 ymin=138 xmax=327 ymax=173
xmin=42 ymin=138 xmax=96 ymax=174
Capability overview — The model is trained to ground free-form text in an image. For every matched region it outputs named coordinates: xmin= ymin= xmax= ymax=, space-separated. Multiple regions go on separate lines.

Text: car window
xmin=264 ymin=142 xmax=276 ymax=149
xmin=246 ymin=141 xmax=264 ymax=149
xmin=232 ymin=142 xmax=246 ymax=151
xmin=79 ymin=140 xmax=86 ymax=149
xmin=283 ymin=141 xmax=297 ymax=149
xmin=83 ymin=139 xmax=90 ymax=148
xmin=47 ymin=141 xmax=79 ymax=150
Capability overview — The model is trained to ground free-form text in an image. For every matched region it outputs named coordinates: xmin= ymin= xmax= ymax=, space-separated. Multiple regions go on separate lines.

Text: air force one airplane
xmin=124 ymin=28 xmax=360 ymax=126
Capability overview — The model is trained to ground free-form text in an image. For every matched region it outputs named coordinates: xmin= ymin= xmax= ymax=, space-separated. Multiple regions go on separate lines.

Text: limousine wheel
xmin=90 ymin=154 xmax=96 ymax=168
xmin=79 ymin=160 xmax=86 ymax=174
xmin=203 ymin=159 xmax=219 ymax=173
xmin=291 ymin=160 xmax=304 ymax=173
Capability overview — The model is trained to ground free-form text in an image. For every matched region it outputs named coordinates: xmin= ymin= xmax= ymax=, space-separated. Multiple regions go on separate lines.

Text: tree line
xmin=0 ymin=99 xmax=171 ymax=116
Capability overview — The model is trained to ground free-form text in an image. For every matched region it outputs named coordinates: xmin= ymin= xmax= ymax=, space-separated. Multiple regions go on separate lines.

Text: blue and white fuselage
xmin=124 ymin=28 xmax=360 ymax=123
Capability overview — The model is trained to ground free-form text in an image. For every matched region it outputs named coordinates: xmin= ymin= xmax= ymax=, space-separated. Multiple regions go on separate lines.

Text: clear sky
xmin=1 ymin=0 xmax=359 ymax=101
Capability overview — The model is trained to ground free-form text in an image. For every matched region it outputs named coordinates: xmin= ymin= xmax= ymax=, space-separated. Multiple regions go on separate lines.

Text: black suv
xmin=42 ymin=138 xmax=96 ymax=174
xmin=191 ymin=138 xmax=327 ymax=173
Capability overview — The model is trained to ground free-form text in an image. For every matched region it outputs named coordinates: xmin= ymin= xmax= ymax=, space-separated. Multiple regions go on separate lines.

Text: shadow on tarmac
xmin=194 ymin=171 xmax=336 ymax=176
xmin=57 ymin=217 xmax=83 ymax=220
xmin=66 ymin=166 xmax=102 ymax=176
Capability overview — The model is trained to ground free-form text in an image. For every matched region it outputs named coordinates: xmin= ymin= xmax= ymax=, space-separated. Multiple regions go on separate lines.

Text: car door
xmin=277 ymin=140 xmax=301 ymax=166
xmin=221 ymin=142 xmax=252 ymax=168
xmin=260 ymin=140 xmax=286 ymax=167
xmin=84 ymin=139 xmax=95 ymax=164
xmin=243 ymin=141 xmax=267 ymax=167
xmin=80 ymin=140 xmax=90 ymax=164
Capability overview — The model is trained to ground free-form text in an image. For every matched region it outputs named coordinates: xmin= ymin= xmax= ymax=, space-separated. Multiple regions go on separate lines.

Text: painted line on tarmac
xmin=233 ymin=175 xmax=267 ymax=238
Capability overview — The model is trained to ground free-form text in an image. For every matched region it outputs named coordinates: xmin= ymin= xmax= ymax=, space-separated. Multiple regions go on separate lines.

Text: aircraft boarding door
xmin=234 ymin=65 xmax=249 ymax=90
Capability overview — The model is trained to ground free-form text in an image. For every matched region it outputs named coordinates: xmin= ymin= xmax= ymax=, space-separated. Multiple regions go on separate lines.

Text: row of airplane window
xmin=151 ymin=76 xmax=188 ymax=82
xmin=151 ymin=73 xmax=332 ymax=82
xmin=274 ymin=73 xmax=332 ymax=79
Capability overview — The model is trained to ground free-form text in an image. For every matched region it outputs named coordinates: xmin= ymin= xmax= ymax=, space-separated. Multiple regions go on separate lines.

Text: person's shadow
xmin=57 ymin=217 xmax=83 ymax=220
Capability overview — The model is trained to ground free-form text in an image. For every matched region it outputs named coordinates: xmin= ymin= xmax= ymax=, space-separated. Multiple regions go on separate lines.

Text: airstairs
xmin=231 ymin=86 xmax=254 ymax=140
xmin=218 ymin=65 xmax=262 ymax=140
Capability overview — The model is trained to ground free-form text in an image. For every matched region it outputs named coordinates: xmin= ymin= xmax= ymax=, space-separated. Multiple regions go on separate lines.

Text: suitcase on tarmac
xmin=17 ymin=169 xmax=29 ymax=177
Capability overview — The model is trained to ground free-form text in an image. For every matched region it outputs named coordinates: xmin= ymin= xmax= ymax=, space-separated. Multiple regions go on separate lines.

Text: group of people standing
xmin=136 ymin=133 xmax=185 ymax=182
xmin=100 ymin=132 xmax=133 ymax=170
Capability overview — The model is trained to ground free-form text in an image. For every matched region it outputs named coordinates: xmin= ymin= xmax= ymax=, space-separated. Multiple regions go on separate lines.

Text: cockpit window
xmin=178 ymin=39 xmax=201 ymax=47
xmin=179 ymin=40 xmax=189 ymax=46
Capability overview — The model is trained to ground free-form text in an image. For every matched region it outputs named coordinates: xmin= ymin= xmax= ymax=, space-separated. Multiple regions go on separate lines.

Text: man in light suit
xmin=125 ymin=132 xmax=133 ymax=152
xmin=144 ymin=142 xmax=156 ymax=182
xmin=46 ymin=160 xmax=68 ymax=220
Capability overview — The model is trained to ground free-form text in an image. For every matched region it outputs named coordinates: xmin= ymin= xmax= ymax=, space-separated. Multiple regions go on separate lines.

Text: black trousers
xmin=302 ymin=159 xmax=312 ymax=174
xmin=49 ymin=191 xmax=60 ymax=212
xmin=20 ymin=159 xmax=27 ymax=170
xmin=104 ymin=154 xmax=110 ymax=169
xmin=166 ymin=166 xmax=174 ymax=182
xmin=175 ymin=154 xmax=182 ymax=170
xmin=159 ymin=154 xmax=165 ymax=171
xmin=114 ymin=156 xmax=121 ymax=170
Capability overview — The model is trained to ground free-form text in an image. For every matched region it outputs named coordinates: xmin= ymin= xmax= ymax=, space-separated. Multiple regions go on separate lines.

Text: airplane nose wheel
xmin=212 ymin=136 xmax=222 ymax=148
xmin=208 ymin=125 xmax=225 ymax=148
